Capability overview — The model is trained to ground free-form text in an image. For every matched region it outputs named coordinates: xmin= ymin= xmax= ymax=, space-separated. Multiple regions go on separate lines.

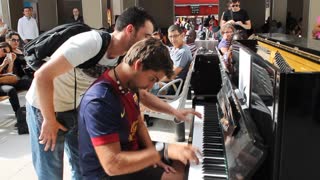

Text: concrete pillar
xmin=38 ymin=0 xmax=58 ymax=31
xmin=0 ymin=0 xmax=11 ymax=29
xmin=82 ymin=0 xmax=109 ymax=29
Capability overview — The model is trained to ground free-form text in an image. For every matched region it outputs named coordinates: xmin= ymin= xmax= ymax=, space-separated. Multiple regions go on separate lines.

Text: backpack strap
xmin=77 ymin=31 xmax=111 ymax=69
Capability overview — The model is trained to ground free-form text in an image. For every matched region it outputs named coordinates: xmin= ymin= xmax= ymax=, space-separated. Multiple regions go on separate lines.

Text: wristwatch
xmin=155 ymin=142 xmax=165 ymax=159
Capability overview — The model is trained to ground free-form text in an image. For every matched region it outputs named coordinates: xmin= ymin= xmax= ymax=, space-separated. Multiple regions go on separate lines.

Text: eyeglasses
xmin=168 ymin=34 xmax=181 ymax=39
xmin=223 ymin=31 xmax=234 ymax=34
xmin=232 ymin=4 xmax=239 ymax=7
xmin=10 ymin=38 xmax=20 ymax=42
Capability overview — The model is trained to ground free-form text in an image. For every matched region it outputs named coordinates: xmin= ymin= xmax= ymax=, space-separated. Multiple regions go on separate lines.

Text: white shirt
xmin=26 ymin=30 xmax=117 ymax=112
xmin=17 ymin=16 xmax=39 ymax=40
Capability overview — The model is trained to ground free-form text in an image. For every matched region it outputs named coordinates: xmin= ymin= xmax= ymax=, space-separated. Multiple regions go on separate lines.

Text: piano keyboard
xmin=188 ymin=103 xmax=228 ymax=180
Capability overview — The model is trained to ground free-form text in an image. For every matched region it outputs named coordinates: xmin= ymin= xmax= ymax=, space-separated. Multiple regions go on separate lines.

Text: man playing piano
xmin=78 ymin=38 xmax=201 ymax=180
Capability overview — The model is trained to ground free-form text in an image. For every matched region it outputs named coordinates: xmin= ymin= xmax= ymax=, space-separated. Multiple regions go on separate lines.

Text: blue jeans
xmin=26 ymin=102 xmax=82 ymax=180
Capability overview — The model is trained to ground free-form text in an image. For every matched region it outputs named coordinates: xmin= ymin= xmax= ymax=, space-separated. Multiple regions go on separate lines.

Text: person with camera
xmin=0 ymin=42 xmax=21 ymax=117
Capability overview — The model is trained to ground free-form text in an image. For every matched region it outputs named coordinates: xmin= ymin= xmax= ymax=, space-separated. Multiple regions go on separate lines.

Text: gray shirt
xmin=169 ymin=44 xmax=193 ymax=80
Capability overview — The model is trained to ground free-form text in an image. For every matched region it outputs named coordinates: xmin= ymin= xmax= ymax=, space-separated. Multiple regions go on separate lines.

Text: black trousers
xmin=0 ymin=84 xmax=20 ymax=113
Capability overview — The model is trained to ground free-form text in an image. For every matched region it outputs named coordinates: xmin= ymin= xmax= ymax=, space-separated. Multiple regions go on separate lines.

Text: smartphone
xmin=6 ymin=53 xmax=12 ymax=62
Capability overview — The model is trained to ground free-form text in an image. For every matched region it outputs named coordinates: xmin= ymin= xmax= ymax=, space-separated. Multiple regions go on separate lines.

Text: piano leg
xmin=176 ymin=122 xmax=185 ymax=142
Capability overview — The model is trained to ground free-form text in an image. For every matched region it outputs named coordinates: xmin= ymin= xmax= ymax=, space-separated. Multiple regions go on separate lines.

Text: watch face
xmin=155 ymin=142 xmax=164 ymax=151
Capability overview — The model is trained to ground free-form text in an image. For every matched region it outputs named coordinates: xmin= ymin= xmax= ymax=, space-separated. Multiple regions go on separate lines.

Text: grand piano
xmin=187 ymin=33 xmax=320 ymax=180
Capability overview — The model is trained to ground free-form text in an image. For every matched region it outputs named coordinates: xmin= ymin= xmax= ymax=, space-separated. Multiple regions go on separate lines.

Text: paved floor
xmin=0 ymin=92 xmax=71 ymax=180
xmin=0 ymin=92 xmax=193 ymax=180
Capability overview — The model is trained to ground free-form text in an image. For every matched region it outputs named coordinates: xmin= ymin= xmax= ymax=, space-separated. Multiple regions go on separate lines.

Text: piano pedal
xmin=144 ymin=115 xmax=154 ymax=127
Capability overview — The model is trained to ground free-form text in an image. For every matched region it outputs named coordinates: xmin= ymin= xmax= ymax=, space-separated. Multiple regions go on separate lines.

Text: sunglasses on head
xmin=232 ymin=4 xmax=239 ymax=7
xmin=2 ymin=48 xmax=8 ymax=53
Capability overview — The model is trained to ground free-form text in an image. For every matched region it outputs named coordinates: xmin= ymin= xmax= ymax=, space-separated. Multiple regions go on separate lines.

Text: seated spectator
xmin=0 ymin=42 xmax=21 ymax=117
xmin=5 ymin=31 xmax=32 ymax=90
xmin=218 ymin=23 xmax=235 ymax=55
xmin=218 ymin=24 xmax=235 ymax=72
xmin=185 ymin=29 xmax=197 ymax=57
xmin=151 ymin=25 xmax=193 ymax=95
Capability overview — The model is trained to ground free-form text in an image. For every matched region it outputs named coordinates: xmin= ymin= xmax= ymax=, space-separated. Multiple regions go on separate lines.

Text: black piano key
xmin=203 ymin=137 xmax=223 ymax=143
xmin=203 ymin=158 xmax=226 ymax=165
xmin=203 ymin=166 xmax=227 ymax=175
xmin=204 ymin=176 xmax=227 ymax=180
xmin=203 ymin=164 xmax=226 ymax=172
xmin=203 ymin=150 xmax=224 ymax=157
xmin=203 ymin=144 xmax=224 ymax=150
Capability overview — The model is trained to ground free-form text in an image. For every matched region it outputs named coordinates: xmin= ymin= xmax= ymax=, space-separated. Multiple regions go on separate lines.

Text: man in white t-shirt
xmin=26 ymin=6 xmax=200 ymax=180
xmin=17 ymin=7 xmax=39 ymax=43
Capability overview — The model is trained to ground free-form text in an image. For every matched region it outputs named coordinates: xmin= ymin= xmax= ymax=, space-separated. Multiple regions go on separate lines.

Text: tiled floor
xmin=0 ymin=92 xmax=193 ymax=179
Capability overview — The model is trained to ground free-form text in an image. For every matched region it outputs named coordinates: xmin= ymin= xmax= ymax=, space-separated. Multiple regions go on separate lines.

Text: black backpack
xmin=24 ymin=22 xmax=111 ymax=71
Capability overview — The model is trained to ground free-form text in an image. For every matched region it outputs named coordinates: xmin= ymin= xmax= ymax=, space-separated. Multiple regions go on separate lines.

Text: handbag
xmin=0 ymin=74 xmax=18 ymax=85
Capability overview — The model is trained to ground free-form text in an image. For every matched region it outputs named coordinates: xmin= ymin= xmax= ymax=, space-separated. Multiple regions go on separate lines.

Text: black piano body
xmin=230 ymin=34 xmax=320 ymax=180
xmin=189 ymin=48 xmax=266 ymax=179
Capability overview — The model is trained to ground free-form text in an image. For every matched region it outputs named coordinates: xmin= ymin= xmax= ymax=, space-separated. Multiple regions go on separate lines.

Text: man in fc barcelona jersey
xmin=78 ymin=38 xmax=201 ymax=180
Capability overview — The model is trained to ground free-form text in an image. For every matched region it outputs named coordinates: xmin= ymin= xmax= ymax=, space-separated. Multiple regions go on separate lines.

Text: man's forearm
xmin=137 ymin=116 xmax=153 ymax=148
xmin=139 ymin=89 xmax=175 ymax=115
xmin=34 ymin=73 xmax=56 ymax=122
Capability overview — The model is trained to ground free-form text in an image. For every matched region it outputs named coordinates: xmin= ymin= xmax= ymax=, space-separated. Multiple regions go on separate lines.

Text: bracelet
xmin=164 ymin=143 xmax=170 ymax=163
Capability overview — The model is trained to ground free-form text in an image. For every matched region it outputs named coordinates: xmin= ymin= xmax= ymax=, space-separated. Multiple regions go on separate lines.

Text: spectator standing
xmin=17 ymin=7 xmax=39 ymax=43
xmin=70 ymin=8 xmax=84 ymax=23
xmin=221 ymin=0 xmax=251 ymax=39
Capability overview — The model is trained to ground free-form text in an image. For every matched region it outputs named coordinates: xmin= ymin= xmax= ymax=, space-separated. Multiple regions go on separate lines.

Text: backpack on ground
xmin=24 ymin=22 xmax=111 ymax=71
xmin=16 ymin=106 xmax=28 ymax=135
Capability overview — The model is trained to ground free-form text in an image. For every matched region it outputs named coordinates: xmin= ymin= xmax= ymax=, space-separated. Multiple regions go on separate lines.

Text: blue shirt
xmin=78 ymin=70 xmax=140 ymax=179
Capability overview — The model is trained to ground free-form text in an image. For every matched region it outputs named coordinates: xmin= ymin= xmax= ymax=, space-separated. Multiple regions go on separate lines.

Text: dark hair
xmin=5 ymin=31 xmax=20 ymax=40
xmin=168 ymin=25 xmax=183 ymax=34
xmin=230 ymin=0 xmax=240 ymax=3
xmin=123 ymin=38 xmax=173 ymax=78
xmin=115 ymin=6 xmax=155 ymax=32
xmin=0 ymin=42 xmax=12 ymax=52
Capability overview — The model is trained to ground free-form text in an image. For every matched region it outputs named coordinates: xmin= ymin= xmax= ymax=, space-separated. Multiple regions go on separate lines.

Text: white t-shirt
xmin=26 ymin=30 xmax=118 ymax=112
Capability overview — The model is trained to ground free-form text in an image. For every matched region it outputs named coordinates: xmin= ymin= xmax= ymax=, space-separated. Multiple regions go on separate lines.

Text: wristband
xmin=174 ymin=118 xmax=183 ymax=124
